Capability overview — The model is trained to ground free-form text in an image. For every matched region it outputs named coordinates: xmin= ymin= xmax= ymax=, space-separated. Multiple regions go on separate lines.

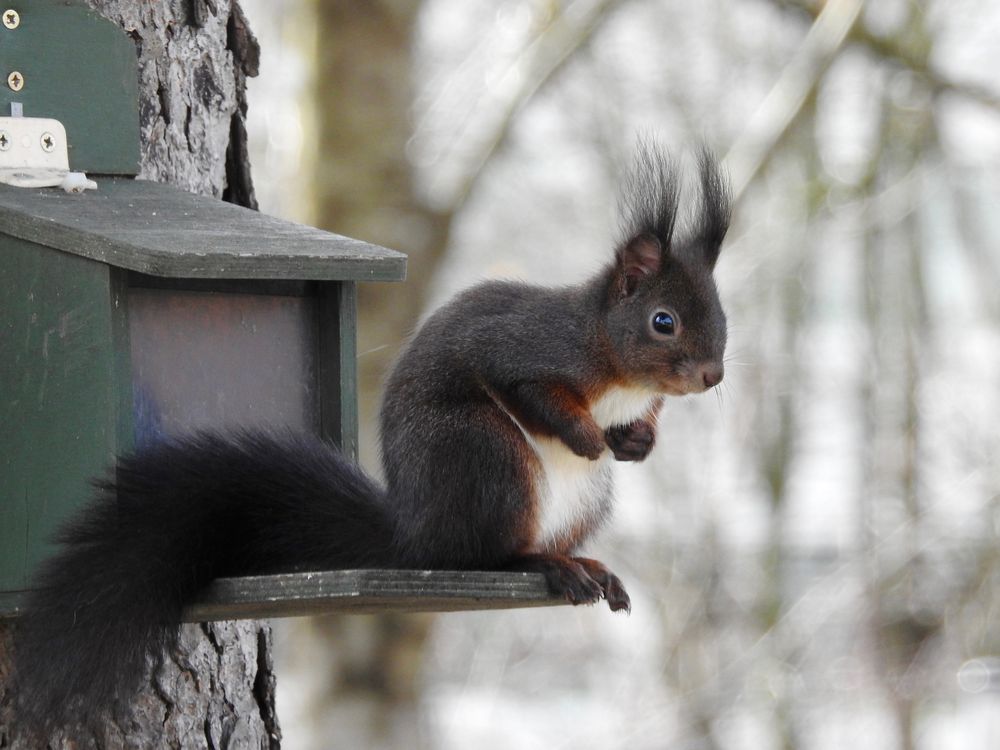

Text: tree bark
xmin=0 ymin=2 xmax=279 ymax=748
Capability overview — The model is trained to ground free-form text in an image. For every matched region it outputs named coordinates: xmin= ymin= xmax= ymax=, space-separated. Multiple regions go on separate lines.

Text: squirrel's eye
xmin=652 ymin=311 xmax=676 ymax=336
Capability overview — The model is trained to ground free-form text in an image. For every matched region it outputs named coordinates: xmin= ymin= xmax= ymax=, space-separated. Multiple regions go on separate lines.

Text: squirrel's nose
xmin=701 ymin=362 xmax=724 ymax=389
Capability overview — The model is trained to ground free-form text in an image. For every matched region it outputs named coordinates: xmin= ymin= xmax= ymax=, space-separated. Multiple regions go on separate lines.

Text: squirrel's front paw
xmin=605 ymin=420 xmax=655 ymax=462
xmin=564 ymin=421 xmax=607 ymax=460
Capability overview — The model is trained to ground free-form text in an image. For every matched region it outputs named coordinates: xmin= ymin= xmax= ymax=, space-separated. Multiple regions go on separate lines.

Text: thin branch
xmin=424 ymin=0 xmax=623 ymax=215
xmin=769 ymin=0 xmax=1000 ymax=111
xmin=723 ymin=0 xmax=864 ymax=200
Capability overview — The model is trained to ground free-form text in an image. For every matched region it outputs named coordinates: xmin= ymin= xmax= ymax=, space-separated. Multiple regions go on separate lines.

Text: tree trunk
xmin=271 ymin=3 xmax=444 ymax=747
xmin=0 ymin=2 xmax=280 ymax=748
xmin=313 ymin=0 xmax=452 ymax=473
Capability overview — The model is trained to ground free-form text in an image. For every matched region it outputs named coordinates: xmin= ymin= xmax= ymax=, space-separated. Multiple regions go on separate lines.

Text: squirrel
xmin=9 ymin=142 xmax=731 ymax=731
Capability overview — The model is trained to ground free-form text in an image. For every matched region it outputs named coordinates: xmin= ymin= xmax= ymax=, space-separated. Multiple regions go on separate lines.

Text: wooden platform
xmin=0 ymin=570 xmax=563 ymax=622
xmin=187 ymin=569 xmax=561 ymax=621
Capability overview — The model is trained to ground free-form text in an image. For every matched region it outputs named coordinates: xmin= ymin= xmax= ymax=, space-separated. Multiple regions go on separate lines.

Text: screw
xmin=40 ymin=132 xmax=55 ymax=153
xmin=7 ymin=70 xmax=23 ymax=91
xmin=2 ymin=9 xmax=18 ymax=30
xmin=0 ymin=131 xmax=9 ymax=151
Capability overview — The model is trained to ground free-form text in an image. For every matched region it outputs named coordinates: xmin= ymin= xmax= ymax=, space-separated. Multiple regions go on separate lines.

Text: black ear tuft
xmin=617 ymin=139 xmax=680 ymax=272
xmin=693 ymin=148 xmax=732 ymax=269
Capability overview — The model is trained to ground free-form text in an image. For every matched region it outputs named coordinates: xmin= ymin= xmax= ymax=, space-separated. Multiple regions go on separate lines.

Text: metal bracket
xmin=0 ymin=114 xmax=97 ymax=191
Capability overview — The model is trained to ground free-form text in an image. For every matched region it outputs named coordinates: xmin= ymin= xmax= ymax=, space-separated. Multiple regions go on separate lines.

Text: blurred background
xmin=238 ymin=1 xmax=1000 ymax=748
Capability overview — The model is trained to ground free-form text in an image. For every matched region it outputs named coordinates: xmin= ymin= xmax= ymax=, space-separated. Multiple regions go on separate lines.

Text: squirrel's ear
xmin=616 ymin=233 xmax=662 ymax=297
xmin=693 ymin=149 xmax=732 ymax=270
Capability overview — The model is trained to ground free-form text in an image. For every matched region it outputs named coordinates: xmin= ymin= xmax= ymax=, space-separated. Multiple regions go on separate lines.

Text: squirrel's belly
xmin=524 ymin=436 xmax=614 ymax=553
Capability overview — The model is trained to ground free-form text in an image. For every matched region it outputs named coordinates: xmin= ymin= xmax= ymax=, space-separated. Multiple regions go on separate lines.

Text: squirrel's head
xmin=603 ymin=145 xmax=730 ymax=396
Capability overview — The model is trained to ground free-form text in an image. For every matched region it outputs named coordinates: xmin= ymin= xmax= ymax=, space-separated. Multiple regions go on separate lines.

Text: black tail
xmin=11 ymin=430 xmax=395 ymax=731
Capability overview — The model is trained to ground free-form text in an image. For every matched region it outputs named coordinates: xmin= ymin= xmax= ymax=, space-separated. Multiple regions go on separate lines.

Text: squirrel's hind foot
xmin=573 ymin=556 xmax=631 ymax=613
xmin=507 ymin=553 xmax=631 ymax=613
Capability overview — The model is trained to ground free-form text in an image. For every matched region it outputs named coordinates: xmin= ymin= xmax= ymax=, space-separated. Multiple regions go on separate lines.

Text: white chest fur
xmin=525 ymin=435 xmax=613 ymax=551
xmin=517 ymin=385 xmax=660 ymax=552
xmin=590 ymin=385 xmax=660 ymax=430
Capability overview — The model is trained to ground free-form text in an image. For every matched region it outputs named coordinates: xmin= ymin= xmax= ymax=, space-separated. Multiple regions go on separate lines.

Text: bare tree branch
xmin=421 ymin=0 xmax=623 ymax=214
xmin=723 ymin=0 xmax=864 ymax=199
xmin=768 ymin=0 xmax=1000 ymax=110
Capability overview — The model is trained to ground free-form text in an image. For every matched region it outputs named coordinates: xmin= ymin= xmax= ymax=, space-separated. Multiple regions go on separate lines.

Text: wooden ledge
xmin=186 ymin=569 xmax=562 ymax=622
xmin=0 ymin=570 xmax=562 ymax=622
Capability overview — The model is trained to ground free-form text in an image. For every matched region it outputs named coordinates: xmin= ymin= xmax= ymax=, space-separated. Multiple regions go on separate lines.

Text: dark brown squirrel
xmin=11 ymin=142 xmax=731 ymax=730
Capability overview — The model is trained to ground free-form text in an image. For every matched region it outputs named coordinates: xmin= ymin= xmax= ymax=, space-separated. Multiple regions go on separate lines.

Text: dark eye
xmin=652 ymin=311 xmax=676 ymax=336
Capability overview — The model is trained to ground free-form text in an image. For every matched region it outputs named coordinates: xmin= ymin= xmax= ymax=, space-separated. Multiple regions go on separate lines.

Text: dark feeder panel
xmin=129 ymin=283 xmax=320 ymax=440
xmin=0 ymin=0 xmax=561 ymax=620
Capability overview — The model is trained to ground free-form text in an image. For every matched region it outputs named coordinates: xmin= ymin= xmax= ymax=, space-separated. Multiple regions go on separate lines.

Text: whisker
xmin=358 ymin=344 xmax=392 ymax=358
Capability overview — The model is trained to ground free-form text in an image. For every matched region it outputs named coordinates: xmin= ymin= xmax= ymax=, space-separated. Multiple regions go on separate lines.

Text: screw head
xmin=7 ymin=70 xmax=23 ymax=91
xmin=0 ymin=130 xmax=9 ymax=151
xmin=2 ymin=9 xmax=18 ymax=30
xmin=40 ymin=132 xmax=55 ymax=153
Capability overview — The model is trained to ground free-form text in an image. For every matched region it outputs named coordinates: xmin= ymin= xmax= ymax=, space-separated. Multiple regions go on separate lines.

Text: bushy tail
xmin=11 ymin=430 xmax=395 ymax=731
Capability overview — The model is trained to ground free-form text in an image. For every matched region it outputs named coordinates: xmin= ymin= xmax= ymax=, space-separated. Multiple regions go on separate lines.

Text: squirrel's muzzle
xmin=700 ymin=361 xmax=724 ymax=390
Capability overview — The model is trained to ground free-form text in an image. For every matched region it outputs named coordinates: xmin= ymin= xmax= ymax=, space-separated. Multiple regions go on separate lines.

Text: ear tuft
xmin=617 ymin=138 xmax=680 ymax=270
xmin=694 ymin=148 xmax=732 ymax=269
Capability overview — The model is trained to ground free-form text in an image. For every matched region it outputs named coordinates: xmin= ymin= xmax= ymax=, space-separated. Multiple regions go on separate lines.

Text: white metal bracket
xmin=0 ymin=114 xmax=97 ymax=192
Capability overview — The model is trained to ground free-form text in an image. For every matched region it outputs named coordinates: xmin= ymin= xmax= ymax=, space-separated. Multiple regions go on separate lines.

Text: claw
xmin=572 ymin=557 xmax=631 ymax=614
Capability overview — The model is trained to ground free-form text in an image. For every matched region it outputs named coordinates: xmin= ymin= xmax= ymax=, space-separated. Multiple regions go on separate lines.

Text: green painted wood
xmin=110 ymin=268 xmax=135 ymax=454
xmin=0 ymin=179 xmax=407 ymax=281
xmin=0 ymin=0 xmax=140 ymax=174
xmin=337 ymin=282 xmax=359 ymax=459
xmin=0 ymin=237 xmax=131 ymax=593
xmin=183 ymin=570 xmax=561 ymax=621
xmin=318 ymin=281 xmax=359 ymax=458
xmin=192 ymin=569 xmax=560 ymax=620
